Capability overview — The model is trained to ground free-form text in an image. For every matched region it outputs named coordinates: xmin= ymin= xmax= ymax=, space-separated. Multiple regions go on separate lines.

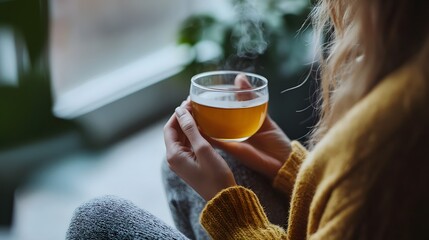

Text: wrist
xmin=204 ymin=173 xmax=237 ymax=201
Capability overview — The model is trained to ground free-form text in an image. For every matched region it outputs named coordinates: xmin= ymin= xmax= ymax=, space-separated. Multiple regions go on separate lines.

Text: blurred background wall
xmin=0 ymin=0 xmax=316 ymax=239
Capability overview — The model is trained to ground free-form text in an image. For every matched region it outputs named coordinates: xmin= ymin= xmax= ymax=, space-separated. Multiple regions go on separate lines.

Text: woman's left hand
xmin=163 ymin=101 xmax=236 ymax=201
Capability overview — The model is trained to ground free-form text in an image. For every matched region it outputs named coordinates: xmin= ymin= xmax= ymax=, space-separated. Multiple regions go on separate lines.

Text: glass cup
xmin=190 ymin=70 xmax=269 ymax=142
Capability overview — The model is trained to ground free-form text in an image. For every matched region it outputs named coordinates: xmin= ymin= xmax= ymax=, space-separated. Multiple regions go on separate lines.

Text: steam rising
xmin=232 ymin=0 xmax=267 ymax=59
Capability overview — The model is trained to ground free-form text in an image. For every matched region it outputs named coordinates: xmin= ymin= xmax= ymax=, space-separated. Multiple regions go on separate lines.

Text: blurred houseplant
xmin=0 ymin=0 xmax=74 ymax=226
xmin=177 ymin=0 xmax=317 ymax=141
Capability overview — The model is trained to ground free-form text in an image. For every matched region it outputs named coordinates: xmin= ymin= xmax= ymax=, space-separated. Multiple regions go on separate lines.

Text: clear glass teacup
xmin=190 ymin=71 xmax=269 ymax=142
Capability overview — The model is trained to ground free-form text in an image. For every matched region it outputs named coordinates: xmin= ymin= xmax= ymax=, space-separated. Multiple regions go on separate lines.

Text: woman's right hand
xmin=208 ymin=74 xmax=293 ymax=181
xmin=210 ymin=115 xmax=292 ymax=181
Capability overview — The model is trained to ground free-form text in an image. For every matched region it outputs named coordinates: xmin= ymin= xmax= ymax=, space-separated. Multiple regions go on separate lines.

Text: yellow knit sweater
xmin=199 ymin=61 xmax=429 ymax=239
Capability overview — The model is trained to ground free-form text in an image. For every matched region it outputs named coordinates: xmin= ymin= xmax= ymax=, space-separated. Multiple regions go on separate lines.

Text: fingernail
xmin=175 ymin=107 xmax=185 ymax=117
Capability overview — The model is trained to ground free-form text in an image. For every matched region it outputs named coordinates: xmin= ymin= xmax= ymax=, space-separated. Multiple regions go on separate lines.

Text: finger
xmin=163 ymin=113 xmax=181 ymax=151
xmin=180 ymin=98 xmax=192 ymax=112
xmin=234 ymin=74 xmax=256 ymax=101
xmin=235 ymin=73 xmax=252 ymax=89
xmin=164 ymin=113 xmax=196 ymax=170
xmin=175 ymin=106 xmax=208 ymax=149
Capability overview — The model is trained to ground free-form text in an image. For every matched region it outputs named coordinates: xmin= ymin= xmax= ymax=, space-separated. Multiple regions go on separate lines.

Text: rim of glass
xmin=191 ymin=70 xmax=268 ymax=93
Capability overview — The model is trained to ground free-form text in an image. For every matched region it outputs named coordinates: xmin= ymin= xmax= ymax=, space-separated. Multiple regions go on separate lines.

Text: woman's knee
xmin=66 ymin=195 xmax=138 ymax=239
xmin=67 ymin=195 xmax=188 ymax=240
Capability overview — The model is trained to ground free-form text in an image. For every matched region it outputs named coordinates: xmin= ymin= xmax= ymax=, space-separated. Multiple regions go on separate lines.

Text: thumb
xmin=235 ymin=73 xmax=256 ymax=101
xmin=175 ymin=106 xmax=207 ymax=148
xmin=235 ymin=73 xmax=252 ymax=89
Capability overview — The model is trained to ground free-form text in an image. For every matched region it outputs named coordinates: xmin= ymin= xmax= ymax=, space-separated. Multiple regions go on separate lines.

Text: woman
xmin=67 ymin=0 xmax=429 ymax=239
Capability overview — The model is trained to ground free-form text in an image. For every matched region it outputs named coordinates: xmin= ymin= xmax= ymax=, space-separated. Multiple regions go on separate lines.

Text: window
xmin=50 ymin=0 xmax=231 ymax=119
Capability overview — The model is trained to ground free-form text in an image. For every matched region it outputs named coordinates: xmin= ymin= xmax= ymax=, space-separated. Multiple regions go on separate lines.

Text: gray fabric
xmin=66 ymin=149 xmax=289 ymax=240
xmin=162 ymin=149 xmax=289 ymax=240
xmin=66 ymin=195 xmax=188 ymax=240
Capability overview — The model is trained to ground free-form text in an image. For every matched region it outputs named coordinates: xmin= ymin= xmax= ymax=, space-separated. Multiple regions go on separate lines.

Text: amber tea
xmin=190 ymin=71 xmax=268 ymax=142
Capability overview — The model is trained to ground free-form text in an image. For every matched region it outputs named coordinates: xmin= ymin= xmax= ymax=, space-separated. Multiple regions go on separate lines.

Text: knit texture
xmin=67 ymin=148 xmax=291 ymax=240
xmin=162 ymin=148 xmax=290 ymax=239
xmin=200 ymin=60 xmax=429 ymax=239
xmin=273 ymin=141 xmax=308 ymax=196
xmin=66 ymin=195 xmax=188 ymax=240
xmin=198 ymin=142 xmax=307 ymax=240
xmin=200 ymin=186 xmax=287 ymax=239
xmin=65 ymin=60 xmax=428 ymax=240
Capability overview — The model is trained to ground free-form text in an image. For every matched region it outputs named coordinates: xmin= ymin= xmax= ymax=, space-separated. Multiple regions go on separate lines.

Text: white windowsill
xmin=53 ymin=44 xmax=193 ymax=119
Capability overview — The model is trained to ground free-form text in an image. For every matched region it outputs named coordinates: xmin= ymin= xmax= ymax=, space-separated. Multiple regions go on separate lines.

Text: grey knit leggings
xmin=66 ymin=150 xmax=289 ymax=240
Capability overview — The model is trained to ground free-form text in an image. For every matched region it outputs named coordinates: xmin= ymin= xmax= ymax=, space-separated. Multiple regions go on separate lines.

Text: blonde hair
xmin=310 ymin=0 xmax=429 ymax=146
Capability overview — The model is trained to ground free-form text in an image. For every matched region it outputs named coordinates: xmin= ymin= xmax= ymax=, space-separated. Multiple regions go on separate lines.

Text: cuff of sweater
xmin=200 ymin=186 xmax=273 ymax=239
xmin=272 ymin=140 xmax=308 ymax=195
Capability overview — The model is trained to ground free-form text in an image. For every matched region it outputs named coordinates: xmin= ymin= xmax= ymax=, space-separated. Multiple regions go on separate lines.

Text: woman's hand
xmin=163 ymin=101 xmax=236 ymax=201
xmin=210 ymin=115 xmax=292 ymax=181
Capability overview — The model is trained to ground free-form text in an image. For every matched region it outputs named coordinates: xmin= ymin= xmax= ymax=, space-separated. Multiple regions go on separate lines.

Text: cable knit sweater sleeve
xmin=199 ymin=141 xmax=307 ymax=239
xmin=273 ymin=141 xmax=308 ymax=196
xmin=200 ymin=186 xmax=287 ymax=239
